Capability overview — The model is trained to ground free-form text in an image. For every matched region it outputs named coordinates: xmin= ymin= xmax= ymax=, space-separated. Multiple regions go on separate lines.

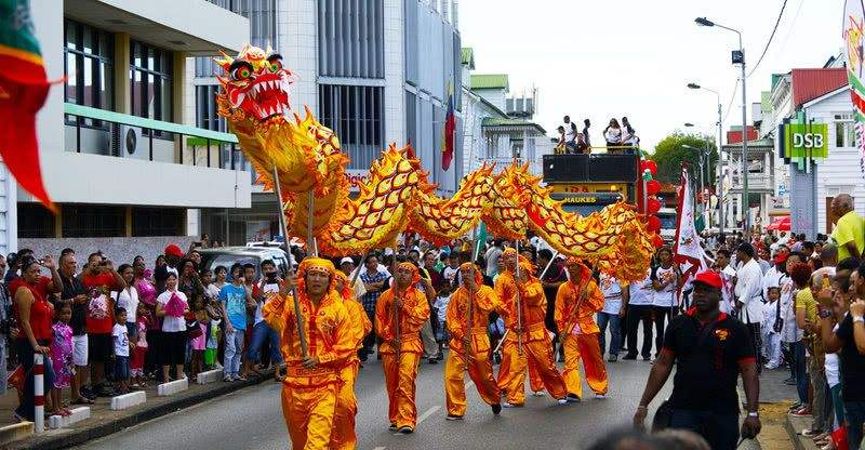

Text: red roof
xmin=791 ymin=68 xmax=848 ymax=109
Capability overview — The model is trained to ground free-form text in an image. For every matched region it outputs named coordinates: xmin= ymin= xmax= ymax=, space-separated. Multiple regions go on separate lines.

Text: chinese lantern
xmin=646 ymin=179 xmax=661 ymax=195
xmin=647 ymin=215 xmax=661 ymax=233
xmin=647 ymin=196 xmax=661 ymax=214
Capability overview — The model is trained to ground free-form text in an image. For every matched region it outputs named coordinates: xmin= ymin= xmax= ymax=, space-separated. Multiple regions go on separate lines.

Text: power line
xmin=747 ymin=0 xmax=789 ymax=78
xmin=722 ymin=79 xmax=739 ymax=124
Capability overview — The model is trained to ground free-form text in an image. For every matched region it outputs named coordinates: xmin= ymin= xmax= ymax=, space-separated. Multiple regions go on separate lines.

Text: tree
xmin=650 ymin=132 xmax=718 ymax=187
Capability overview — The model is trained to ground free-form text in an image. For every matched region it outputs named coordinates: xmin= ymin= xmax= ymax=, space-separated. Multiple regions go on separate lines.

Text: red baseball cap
xmin=693 ymin=270 xmax=722 ymax=290
xmin=773 ymin=251 xmax=789 ymax=264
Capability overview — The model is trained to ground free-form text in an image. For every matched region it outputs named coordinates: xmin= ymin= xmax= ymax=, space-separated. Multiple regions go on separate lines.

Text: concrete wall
xmin=20 ymin=236 xmax=197 ymax=271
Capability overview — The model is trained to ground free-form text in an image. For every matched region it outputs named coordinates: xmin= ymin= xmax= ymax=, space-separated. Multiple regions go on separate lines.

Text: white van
xmin=657 ymin=208 xmax=678 ymax=244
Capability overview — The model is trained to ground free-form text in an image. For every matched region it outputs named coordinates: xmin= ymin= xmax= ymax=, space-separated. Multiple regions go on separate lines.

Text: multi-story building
xmin=194 ymin=0 xmax=463 ymax=242
xmin=15 ymin=0 xmax=251 ymax=262
xmin=459 ymin=49 xmax=548 ymax=176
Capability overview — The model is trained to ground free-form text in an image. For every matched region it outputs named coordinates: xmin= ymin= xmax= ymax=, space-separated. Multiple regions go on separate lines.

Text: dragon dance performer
xmin=444 ymin=263 xmax=503 ymax=420
xmin=330 ymin=271 xmax=372 ymax=449
xmin=555 ymin=257 xmax=609 ymax=400
xmin=262 ymin=258 xmax=355 ymax=450
xmin=495 ymin=249 xmax=569 ymax=407
xmin=375 ymin=262 xmax=431 ymax=434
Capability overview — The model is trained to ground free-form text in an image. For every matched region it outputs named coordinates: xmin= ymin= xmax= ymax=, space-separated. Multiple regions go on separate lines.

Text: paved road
xmin=76 ymin=353 xmax=671 ymax=450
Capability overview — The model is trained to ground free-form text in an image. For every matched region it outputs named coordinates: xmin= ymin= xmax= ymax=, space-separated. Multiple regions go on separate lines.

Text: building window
xmin=132 ymin=207 xmax=184 ymax=236
xmin=319 ymin=84 xmax=384 ymax=169
xmin=130 ymin=40 xmax=173 ymax=129
xmin=835 ymin=121 xmax=855 ymax=148
xmin=64 ymin=19 xmax=114 ymax=126
xmin=62 ymin=205 xmax=125 ymax=238
xmin=318 ymin=0 xmax=384 ymax=78
xmin=18 ymin=203 xmax=56 ymax=238
xmin=195 ymin=85 xmax=227 ymax=132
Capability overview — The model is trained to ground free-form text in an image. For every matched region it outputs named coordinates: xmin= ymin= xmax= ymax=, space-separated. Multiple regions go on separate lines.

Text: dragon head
xmin=216 ymin=44 xmax=298 ymax=122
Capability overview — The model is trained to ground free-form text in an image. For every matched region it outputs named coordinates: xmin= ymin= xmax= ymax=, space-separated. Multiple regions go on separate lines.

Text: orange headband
xmin=296 ymin=257 xmax=335 ymax=295
xmin=332 ymin=271 xmax=352 ymax=299
xmin=459 ymin=262 xmax=484 ymax=286
xmin=395 ymin=261 xmax=421 ymax=287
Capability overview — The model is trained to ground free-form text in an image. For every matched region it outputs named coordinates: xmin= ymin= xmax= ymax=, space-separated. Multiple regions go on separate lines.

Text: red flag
xmin=441 ymin=83 xmax=455 ymax=171
xmin=0 ymin=0 xmax=57 ymax=212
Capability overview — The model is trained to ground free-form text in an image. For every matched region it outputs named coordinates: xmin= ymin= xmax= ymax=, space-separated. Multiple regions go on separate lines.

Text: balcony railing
xmin=63 ymin=103 xmax=250 ymax=172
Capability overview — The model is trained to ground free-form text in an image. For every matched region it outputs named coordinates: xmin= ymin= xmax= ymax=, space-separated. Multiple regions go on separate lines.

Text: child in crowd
xmin=433 ymin=284 xmax=451 ymax=346
xmin=189 ymin=296 xmax=208 ymax=380
xmin=131 ymin=302 xmax=150 ymax=387
xmin=762 ymin=286 xmax=783 ymax=370
xmin=205 ymin=314 xmax=222 ymax=370
xmin=201 ymin=269 xmax=221 ymax=303
xmin=112 ymin=308 xmax=132 ymax=394
xmin=51 ymin=304 xmax=74 ymax=417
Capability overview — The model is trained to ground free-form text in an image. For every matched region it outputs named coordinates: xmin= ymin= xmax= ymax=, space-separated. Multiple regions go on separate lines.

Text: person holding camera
xmin=633 ymin=270 xmax=761 ymax=450
xmin=246 ymin=260 xmax=284 ymax=378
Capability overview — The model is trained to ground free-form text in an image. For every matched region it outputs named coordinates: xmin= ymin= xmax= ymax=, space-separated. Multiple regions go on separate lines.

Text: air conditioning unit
xmin=113 ymin=125 xmax=148 ymax=159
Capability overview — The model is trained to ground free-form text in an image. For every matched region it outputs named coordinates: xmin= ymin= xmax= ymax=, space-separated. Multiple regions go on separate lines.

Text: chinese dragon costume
xmin=215 ymin=45 xmax=653 ymax=282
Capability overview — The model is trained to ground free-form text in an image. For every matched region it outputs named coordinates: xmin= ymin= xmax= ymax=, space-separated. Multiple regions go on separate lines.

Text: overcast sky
xmin=459 ymin=0 xmax=844 ymax=152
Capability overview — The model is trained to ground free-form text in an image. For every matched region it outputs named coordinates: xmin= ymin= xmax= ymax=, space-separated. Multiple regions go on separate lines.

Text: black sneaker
xmin=642 ymin=356 xmax=651 ymax=361
xmin=428 ymin=358 xmax=438 ymax=364
xmin=608 ymin=354 xmax=618 ymax=362
xmin=622 ymin=354 xmax=637 ymax=360
xmin=389 ymin=423 xmax=398 ymax=431
xmin=398 ymin=426 xmax=414 ymax=434
xmin=491 ymin=403 xmax=502 ymax=415
xmin=445 ymin=414 xmax=463 ymax=421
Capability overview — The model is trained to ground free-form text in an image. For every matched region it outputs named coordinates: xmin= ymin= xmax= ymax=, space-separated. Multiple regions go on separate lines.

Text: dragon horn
xmin=214 ymin=50 xmax=234 ymax=70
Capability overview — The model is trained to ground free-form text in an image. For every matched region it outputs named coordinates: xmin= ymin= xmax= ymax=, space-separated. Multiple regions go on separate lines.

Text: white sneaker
xmin=594 ymin=393 xmax=608 ymax=399
xmin=502 ymin=402 xmax=521 ymax=408
xmin=556 ymin=398 xmax=569 ymax=405
xmin=532 ymin=391 xmax=546 ymax=397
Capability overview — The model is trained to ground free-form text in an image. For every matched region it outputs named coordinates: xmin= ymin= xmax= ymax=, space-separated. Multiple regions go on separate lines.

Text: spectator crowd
xmin=1 ymin=193 xmax=864 ymax=450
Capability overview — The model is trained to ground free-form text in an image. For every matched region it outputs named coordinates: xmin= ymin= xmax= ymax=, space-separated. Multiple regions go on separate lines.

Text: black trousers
xmin=626 ymin=304 xmax=654 ymax=358
xmin=652 ymin=306 xmax=677 ymax=356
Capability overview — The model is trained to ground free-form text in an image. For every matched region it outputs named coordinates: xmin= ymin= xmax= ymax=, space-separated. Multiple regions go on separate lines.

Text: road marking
xmin=393 ymin=405 xmax=441 ymax=435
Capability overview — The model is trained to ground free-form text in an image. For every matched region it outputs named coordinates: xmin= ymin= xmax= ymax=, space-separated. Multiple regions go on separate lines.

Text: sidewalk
xmin=1 ymin=370 xmax=277 ymax=450
xmin=753 ymin=366 xmax=804 ymax=450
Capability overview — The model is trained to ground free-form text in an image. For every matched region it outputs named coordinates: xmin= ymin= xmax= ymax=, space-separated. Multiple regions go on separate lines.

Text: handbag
xmin=186 ymin=319 xmax=203 ymax=339
xmin=651 ymin=399 xmax=674 ymax=432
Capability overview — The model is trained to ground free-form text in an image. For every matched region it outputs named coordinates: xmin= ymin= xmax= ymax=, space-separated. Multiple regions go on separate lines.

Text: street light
xmin=695 ymin=16 xmax=748 ymax=236
xmin=687 ymin=82 xmax=725 ymax=233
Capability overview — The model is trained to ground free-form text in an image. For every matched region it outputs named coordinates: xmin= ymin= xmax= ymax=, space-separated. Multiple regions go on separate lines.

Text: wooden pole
xmin=272 ymin=165 xmax=308 ymax=358
xmin=515 ymin=241 xmax=523 ymax=355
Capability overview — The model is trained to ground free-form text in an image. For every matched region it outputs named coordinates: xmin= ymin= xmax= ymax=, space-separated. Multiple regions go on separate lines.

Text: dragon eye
xmin=231 ymin=65 xmax=253 ymax=81
xmin=268 ymin=60 xmax=282 ymax=73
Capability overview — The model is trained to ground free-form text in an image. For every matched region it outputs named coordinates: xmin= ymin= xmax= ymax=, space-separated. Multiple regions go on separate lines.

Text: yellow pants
xmin=330 ymin=362 xmax=359 ymax=449
xmin=281 ymin=381 xmax=338 ymax=450
xmin=497 ymin=335 xmax=567 ymax=405
xmin=444 ymin=349 xmax=501 ymax=417
xmin=382 ymin=352 xmax=422 ymax=428
xmin=561 ymin=333 xmax=608 ymax=398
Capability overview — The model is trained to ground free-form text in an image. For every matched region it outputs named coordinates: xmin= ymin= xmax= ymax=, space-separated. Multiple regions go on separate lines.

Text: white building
xmin=459 ymin=50 xmax=548 ymax=176
xmin=193 ymin=0 xmax=463 ymax=241
xmin=761 ymin=66 xmax=859 ymax=237
xmin=17 ymin=0 xmax=251 ymax=262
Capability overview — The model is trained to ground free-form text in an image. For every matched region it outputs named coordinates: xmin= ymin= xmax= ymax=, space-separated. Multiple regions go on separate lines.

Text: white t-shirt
xmin=628 ymin=271 xmax=655 ymax=306
xmin=443 ymin=266 xmax=459 ymax=284
xmin=112 ymin=323 xmax=130 ymax=357
xmin=254 ymin=282 xmax=280 ymax=325
xmin=651 ymin=265 xmax=678 ymax=308
xmin=599 ymin=273 xmax=624 ymax=315
xmin=111 ymin=287 xmax=139 ymax=323
xmin=157 ymin=290 xmax=188 ymax=332
xmin=826 ymin=322 xmax=841 ymax=387
xmin=564 ymin=122 xmax=577 ymax=143
xmin=205 ymin=284 xmax=221 ymax=302
xmin=735 ymin=259 xmax=764 ymax=324
xmin=720 ymin=266 xmax=736 ymax=314
xmin=779 ymin=279 xmax=801 ymax=343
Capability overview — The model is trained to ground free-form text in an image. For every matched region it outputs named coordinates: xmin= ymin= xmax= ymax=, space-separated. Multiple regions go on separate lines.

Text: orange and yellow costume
xmin=495 ymin=250 xmax=567 ymax=405
xmin=554 ymin=258 xmax=608 ymax=399
xmin=262 ymin=258 xmax=355 ymax=450
xmin=444 ymin=264 xmax=502 ymax=417
xmin=375 ymin=262 xmax=430 ymax=431
xmin=329 ymin=271 xmax=372 ymax=450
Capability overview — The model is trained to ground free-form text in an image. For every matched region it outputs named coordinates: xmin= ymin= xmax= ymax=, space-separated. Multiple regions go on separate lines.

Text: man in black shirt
xmin=819 ymin=258 xmax=865 ymax=448
xmin=633 ymin=270 xmax=761 ymax=450
xmin=58 ymin=249 xmax=94 ymax=403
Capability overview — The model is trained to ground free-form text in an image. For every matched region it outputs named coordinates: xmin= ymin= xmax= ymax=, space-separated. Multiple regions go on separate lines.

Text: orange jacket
xmin=494 ymin=271 xmax=548 ymax=341
xmin=343 ymin=298 xmax=371 ymax=352
xmin=446 ymin=285 xmax=500 ymax=355
xmin=554 ymin=275 xmax=604 ymax=335
xmin=263 ymin=290 xmax=355 ymax=386
xmin=375 ymin=287 xmax=430 ymax=355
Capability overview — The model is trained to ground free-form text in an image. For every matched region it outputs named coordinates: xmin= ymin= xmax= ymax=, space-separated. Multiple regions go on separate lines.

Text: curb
xmin=11 ymin=373 xmax=273 ymax=450
xmin=784 ymin=412 xmax=819 ymax=450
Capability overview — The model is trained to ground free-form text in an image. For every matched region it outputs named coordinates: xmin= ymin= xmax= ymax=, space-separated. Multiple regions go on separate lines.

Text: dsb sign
xmin=792 ymin=132 xmax=824 ymax=149
xmin=782 ymin=123 xmax=829 ymax=160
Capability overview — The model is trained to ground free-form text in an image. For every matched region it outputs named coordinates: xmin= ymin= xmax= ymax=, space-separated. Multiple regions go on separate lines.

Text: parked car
xmin=197 ymin=246 xmax=293 ymax=279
